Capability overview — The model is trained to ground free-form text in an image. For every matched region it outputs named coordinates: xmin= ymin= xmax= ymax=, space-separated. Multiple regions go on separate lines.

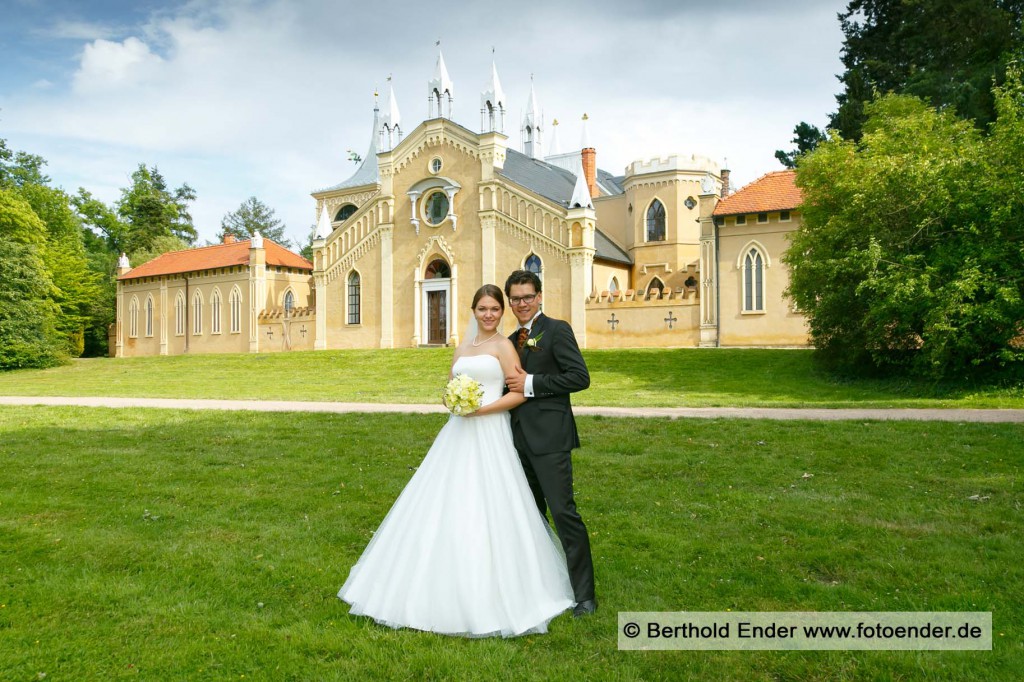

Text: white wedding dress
xmin=338 ymin=353 xmax=574 ymax=637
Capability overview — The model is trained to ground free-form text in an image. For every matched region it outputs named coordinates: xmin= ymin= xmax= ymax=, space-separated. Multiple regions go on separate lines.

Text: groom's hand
xmin=505 ymin=367 xmax=527 ymax=393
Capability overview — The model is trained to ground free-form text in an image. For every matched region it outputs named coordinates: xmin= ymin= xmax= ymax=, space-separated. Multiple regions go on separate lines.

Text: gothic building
xmin=114 ymin=50 xmax=808 ymax=356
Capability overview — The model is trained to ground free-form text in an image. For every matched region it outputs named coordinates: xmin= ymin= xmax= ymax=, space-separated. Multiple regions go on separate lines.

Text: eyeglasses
xmin=509 ymin=294 xmax=538 ymax=305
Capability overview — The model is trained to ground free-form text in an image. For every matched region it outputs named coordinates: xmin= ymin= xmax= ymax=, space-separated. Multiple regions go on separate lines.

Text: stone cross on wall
xmin=607 ymin=313 xmax=619 ymax=330
xmin=664 ymin=311 xmax=677 ymax=330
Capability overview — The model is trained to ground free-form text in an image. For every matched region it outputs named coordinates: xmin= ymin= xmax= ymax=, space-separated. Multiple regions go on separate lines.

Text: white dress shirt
xmin=517 ymin=311 xmax=542 ymax=398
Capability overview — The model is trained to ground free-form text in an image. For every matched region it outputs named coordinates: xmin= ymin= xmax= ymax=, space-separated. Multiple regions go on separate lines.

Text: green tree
xmin=73 ymin=188 xmax=129 ymax=253
xmin=830 ymin=0 xmax=1023 ymax=141
xmin=299 ymin=222 xmax=316 ymax=261
xmin=774 ymin=121 xmax=827 ymax=168
xmin=0 ymin=138 xmax=50 ymax=188
xmin=114 ymin=164 xmax=197 ymax=253
xmin=786 ymin=81 xmax=1024 ymax=380
xmin=777 ymin=0 xmax=1023 ymax=167
xmin=218 ymin=196 xmax=290 ymax=246
xmin=0 ymin=189 xmax=65 ymax=369
xmin=18 ymin=183 xmax=103 ymax=356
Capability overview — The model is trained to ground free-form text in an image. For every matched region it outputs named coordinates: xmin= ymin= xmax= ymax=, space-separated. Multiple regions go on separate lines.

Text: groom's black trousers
xmin=512 ymin=436 xmax=595 ymax=604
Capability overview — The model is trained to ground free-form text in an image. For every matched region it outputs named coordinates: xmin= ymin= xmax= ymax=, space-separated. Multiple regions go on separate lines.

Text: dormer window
xmin=335 ymin=204 xmax=357 ymax=222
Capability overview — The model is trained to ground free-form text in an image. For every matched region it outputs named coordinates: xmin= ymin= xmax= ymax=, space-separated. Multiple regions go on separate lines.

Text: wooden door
xmin=427 ymin=290 xmax=447 ymax=344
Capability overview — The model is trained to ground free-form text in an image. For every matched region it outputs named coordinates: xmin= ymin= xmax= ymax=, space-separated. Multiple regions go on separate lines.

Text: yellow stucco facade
xmin=716 ymin=212 xmax=808 ymax=346
xmin=113 ymin=58 xmax=811 ymax=356
xmin=114 ymin=239 xmax=314 ymax=357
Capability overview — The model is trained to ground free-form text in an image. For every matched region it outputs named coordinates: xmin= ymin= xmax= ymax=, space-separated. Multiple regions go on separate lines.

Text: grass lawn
xmin=1 ymin=407 xmax=1021 ymax=680
xmin=1 ymin=348 xmax=1022 ymax=408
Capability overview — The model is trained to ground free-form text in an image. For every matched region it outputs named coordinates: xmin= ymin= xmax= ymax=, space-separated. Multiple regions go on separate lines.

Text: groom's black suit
xmin=508 ymin=313 xmax=595 ymax=604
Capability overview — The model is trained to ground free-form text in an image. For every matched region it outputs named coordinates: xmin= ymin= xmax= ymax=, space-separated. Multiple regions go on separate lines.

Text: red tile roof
xmin=118 ymin=239 xmax=312 ymax=280
xmin=713 ymin=170 xmax=802 ymax=216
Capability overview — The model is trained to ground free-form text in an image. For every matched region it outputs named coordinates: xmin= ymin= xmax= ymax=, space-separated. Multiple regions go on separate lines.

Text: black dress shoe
xmin=573 ymin=599 xmax=597 ymax=618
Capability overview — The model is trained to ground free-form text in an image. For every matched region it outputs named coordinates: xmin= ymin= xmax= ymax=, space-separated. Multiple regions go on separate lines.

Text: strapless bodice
xmin=451 ymin=354 xmax=505 ymax=406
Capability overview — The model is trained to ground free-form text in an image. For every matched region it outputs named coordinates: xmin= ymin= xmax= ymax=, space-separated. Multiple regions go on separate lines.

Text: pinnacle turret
xmin=480 ymin=59 xmax=506 ymax=133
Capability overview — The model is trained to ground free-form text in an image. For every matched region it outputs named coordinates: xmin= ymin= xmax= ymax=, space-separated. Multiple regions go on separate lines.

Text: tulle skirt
xmin=338 ymin=412 xmax=574 ymax=637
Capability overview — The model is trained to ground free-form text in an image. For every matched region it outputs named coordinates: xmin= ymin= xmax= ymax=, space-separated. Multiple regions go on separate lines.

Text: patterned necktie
xmin=516 ymin=327 xmax=529 ymax=350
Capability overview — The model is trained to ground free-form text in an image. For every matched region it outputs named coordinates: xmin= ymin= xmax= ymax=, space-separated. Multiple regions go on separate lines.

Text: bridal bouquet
xmin=443 ymin=373 xmax=484 ymax=416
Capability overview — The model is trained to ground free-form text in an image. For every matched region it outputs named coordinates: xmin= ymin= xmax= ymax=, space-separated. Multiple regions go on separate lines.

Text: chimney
xmin=720 ymin=168 xmax=731 ymax=198
xmin=580 ymin=113 xmax=598 ymax=199
xmin=223 ymin=234 xmax=237 ymax=244
xmin=581 ymin=147 xmax=598 ymax=200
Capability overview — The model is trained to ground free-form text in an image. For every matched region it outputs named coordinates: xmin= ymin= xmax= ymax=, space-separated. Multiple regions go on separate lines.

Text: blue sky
xmin=1 ymin=0 xmax=847 ymax=249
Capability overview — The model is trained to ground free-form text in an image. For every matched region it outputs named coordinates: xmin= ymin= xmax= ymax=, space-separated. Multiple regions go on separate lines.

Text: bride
xmin=337 ymin=284 xmax=574 ymax=637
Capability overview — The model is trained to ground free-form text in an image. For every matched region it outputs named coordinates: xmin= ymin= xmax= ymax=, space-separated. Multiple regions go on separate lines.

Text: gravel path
xmin=2 ymin=396 xmax=1023 ymax=422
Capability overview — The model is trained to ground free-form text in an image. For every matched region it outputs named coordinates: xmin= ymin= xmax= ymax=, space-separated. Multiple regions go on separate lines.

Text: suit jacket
xmin=508 ymin=313 xmax=590 ymax=455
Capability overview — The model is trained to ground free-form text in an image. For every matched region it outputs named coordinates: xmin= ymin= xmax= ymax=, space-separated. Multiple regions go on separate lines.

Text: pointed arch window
xmin=175 ymin=292 xmax=186 ymax=336
xmin=145 ymin=296 xmax=154 ymax=337
xmin=347 ymin=271 xmax=361 ymax=325
xmin=284 ymin=290 xmax=295 ymax=314
xmin=229 ymin=287 xmax=242 ymax=333
xmin=425 ymin=259 xmax=451 ymax=279
xmin=743 ymin=247 xmax=766 ymax=312
xmin=646 ymin=199 xmax=666 ymax=242
xmin=128 ymin=297 xmax=139 ymax=338
xmin=647 ymin=277 xmax=666 ymax=299
xmin=211 ymin=289 xmax=222 ymax=334
xmin=609 ymin=277 xmax=620 ymax=294
xmin=525 ymin=254 xmax=542 ymax=275
xmin=192 ymin=291 xmax=203 ymax=335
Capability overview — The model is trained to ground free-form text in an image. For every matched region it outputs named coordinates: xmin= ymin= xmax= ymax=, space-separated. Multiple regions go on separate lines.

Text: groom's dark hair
xmin=504 ymin=270 xmax=542 ymax=296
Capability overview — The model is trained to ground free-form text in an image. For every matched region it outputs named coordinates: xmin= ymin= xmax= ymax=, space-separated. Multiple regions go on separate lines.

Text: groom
xmin=504 ymin=270 xmax=596 ymax=617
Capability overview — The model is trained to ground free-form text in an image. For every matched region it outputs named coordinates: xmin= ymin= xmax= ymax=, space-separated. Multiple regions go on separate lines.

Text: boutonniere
xmin=526 ymin=331 xmax=544 ymax=351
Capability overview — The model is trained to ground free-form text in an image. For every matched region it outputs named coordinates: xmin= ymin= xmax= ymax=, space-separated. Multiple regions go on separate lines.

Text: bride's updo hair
xmin=471 ymin=284 xmax=505 ymax=311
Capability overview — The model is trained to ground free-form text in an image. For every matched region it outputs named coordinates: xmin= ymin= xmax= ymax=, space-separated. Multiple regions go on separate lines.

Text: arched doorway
xmin=422 ymin=258 xmax=451 ymax=345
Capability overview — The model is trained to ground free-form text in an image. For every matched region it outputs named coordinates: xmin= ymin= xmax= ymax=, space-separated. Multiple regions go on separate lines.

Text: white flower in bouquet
xmin=443 ymin=373 xmax=484 ymax=416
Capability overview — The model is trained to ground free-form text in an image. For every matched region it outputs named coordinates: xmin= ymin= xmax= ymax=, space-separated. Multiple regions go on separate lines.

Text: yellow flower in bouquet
xmin=443 ymin=373 xmax=484 ymax=416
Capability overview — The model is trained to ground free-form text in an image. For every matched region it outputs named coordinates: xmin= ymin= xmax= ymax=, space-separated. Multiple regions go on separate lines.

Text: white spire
xmin=315 ymin=203 xmax=332 ymax=240
xmin=548 ymin=118 xmax=560 ymax=154
xmin=428 ymin=45 xmax=455 ymax=119
xmin=580 ymin=112 xmax=592 ymax=149
xmin=336 ymin=98 xmax=381 ymax=189
xmin=251 ymin=230 xmax=264 ymax=249
xmin=521 ymin=78 xmax=543 ymax=159
xmin=480 ymin=59 xmax=506 ymax=132
xmin=569 ymin=159 xmax=594 ymax=210
xmin=380 ymin=78 xmax=402 ymax=150
xmin=117 ymin=253 xmax=130 ymax=268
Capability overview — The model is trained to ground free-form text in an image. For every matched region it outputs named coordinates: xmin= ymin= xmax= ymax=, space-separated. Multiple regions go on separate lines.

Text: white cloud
xmin=72 ymin=37 xmax=165 ymax=93
xmin=1 ymin=0 xmax=847 ymax=248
